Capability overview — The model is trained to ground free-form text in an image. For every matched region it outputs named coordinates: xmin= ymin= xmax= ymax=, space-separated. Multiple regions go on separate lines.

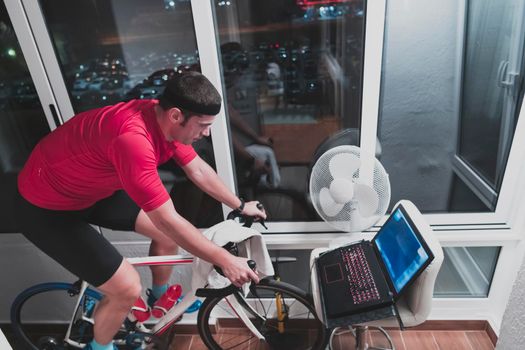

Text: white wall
xmin=496 ymin=253 xmax=525 ymax=349
xmin=379 ymin=0 xmax=462 ymax=211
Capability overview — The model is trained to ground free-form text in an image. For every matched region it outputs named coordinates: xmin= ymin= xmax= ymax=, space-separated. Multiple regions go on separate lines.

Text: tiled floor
xmin=166 ymin=328 xmax=495 ymax=350
xmin=330 ymin=329 xmax=494 ymax=350
xmin=1 ymin=324 xmax=495 ymax=350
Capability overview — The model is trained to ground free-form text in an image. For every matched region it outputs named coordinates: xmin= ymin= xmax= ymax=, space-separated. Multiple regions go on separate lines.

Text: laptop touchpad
xmin=324 ymin=263 xmax=343 ymax=283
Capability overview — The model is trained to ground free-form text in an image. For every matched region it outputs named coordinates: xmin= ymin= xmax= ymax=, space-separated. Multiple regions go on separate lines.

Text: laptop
xmin=315 ymin=202 xmax=434 ymax=321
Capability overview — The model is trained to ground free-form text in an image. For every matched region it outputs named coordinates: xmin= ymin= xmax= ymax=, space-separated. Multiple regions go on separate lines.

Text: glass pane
xmin=434 ymin=246 xmax=500 ymax=298
xmin=268 ymin=249 xmax=311 ymax=293
xmin=213 ymin=0 xmax=366 ymax=221
xmin=40 ymin=0 xmax=199 ymax=113
xmin=0 ymin=3 xmax=51 ymax=232
xmin=459 ymin=0 xmax=522 ymax=190
xmin=40 ymin=0 xmax=221 ymax=228
xmin=378 ymin=0 xmax=524 ymax=213
xmin=448 ymin=174 xmax=490 ymax=213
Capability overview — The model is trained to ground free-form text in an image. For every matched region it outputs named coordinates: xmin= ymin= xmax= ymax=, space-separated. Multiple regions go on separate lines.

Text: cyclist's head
xmin=158 ymin=71 xmax=222 ymax=122
xmin=220 ymin=42 xmax=247 ymax=88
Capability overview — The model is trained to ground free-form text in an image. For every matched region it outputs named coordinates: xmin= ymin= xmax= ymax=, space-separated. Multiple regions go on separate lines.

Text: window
xmin=40 ymin=0 xmax=199 ymax=114
xmin=0 ymin=2 xmax=50 ymax=232
xmin=213 ymin=0 xmax=366 ymax=222
xmin=456 ymin=0 xmax=525 ymax=210
xmin=435 ymin=246 xmax=500 ymax=297
xmin=39 ymin=0 xmax=222 ymax=227
xmin=378 ymin=0 xmax=524 ymax=213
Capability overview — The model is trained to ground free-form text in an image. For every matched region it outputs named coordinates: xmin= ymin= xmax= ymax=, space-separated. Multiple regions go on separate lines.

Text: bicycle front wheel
xmin=10 ymin=282 xmax=102 ymax=350
xmin=197 ymin=278 xmax=328 ymax=350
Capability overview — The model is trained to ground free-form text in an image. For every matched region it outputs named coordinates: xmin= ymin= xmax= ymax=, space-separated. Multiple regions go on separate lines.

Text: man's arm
xmin=146 ymin=200 xmax=259 ymax=287
xmin=229 ymin=103 xmax=272 ymax=146
xmin=182 ymin=156 xmax=266 ymax=218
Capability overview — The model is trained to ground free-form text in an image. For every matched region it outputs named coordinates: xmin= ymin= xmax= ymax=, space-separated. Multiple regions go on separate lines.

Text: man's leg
xmin=86 ymin=191 xmax=178 ymax=290
xmin=135 ymin=209 xmax=178 ymax=287
xmin=93 ymin=260 xmax=142 ymax=344
xmin=16 ymin=192 xmax=141 ymax=346
xmin=86 ymin=191 xmax=190 ymax=311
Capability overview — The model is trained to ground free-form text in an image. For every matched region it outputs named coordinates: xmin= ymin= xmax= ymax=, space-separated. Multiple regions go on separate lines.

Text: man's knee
xmin=115 ymin=276 xmax=142 ymax=302
xmin=151 ymin=238 xmax=178 ymax=254
xmin=99 ymin=262 xmax=142 ymax=303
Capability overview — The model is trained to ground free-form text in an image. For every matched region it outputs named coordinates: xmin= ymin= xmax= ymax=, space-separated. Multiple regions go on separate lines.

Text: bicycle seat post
xmin=270 ymin=255 xmax=297 ymax=281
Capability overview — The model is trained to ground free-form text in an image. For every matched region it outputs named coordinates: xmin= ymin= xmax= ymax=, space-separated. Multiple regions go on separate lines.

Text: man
xmin=16 ymin=71 xmax=265 ymax=350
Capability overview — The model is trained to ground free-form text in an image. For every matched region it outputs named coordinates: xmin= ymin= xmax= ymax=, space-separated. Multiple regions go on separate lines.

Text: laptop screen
xmin=372 ymin=205 xmax=433 ymax=295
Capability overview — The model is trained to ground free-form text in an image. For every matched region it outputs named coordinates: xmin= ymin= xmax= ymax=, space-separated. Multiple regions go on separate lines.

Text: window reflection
xmin=40 ymin=0 xmax=199 ymax=113
xmin=214 ymin=0 xmax=366 ymax=221
xmin=0 ymin=3 xmax=50 ymax=232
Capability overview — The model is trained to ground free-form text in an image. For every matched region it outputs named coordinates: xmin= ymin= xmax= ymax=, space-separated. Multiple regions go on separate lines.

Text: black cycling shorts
xmin=16 ymin=191 xmax=141 ymax=287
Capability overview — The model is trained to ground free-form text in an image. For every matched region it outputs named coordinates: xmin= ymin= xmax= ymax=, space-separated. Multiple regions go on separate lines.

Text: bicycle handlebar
xmin=214 ymin=258 xmax=257 ymax=277
xmin=227 ymin=202 xmax=267 ymax=229
xmin=196 ymin=258 xmax=257 ymax=298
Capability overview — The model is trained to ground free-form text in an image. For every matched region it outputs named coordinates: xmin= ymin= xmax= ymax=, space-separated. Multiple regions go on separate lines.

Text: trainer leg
xmin=135 ymin=209 xmax=178 ymax=286
xmin=94 ymin=260 xmax=142 ymax=344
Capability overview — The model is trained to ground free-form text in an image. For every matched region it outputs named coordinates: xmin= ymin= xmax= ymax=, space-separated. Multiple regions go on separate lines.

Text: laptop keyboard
xmin=341 ymin=244 xmax=381 ymax=305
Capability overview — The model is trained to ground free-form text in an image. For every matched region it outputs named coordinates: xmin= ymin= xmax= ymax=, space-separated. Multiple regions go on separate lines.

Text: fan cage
xmin=309 ymin=145 xmax=391 ymax=232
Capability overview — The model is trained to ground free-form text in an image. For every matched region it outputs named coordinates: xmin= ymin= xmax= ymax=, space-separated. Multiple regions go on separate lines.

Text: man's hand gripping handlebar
xmin=195 ymin=258 xmax=257 ymax=298
xmin=227 ymin=202 xmax=268 ymax=229
xmin=214 ymin=242 xmax=258 ymax=288
xmin=195 ymin=204 xmax=265 ymax=298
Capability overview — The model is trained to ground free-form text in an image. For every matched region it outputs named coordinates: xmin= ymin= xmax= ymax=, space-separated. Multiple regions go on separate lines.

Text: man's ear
xmin=167 ymin=107 xmax=184 ymax=124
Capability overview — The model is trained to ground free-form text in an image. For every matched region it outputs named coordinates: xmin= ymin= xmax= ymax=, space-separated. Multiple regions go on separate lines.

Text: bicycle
xmin=10 ymin=212 xmax=329 ymax=350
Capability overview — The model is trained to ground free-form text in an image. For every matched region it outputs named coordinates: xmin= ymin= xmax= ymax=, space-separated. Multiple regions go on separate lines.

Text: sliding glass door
xmin=454 ymin=0 xmax=525 ymax=211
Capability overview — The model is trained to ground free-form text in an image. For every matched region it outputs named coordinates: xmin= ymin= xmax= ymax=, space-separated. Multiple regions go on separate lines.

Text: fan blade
xmin=329 ymin=178 xmax=354 ymax=204
xmin=353 ymin=184 xmax=379 ymax=217
xmin=319 ymin=187 xmax=344 ymax=217
xmin=329 ymin=153 xmax=361 ymax=180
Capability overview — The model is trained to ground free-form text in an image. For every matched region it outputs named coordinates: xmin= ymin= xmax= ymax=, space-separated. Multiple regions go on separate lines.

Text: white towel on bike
xmin=191 ymin=220 xmax=274 ymax=293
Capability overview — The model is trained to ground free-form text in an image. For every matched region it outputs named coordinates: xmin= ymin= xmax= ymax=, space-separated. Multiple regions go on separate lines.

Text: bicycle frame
xmin=62 ymin=253 xmax=266 ymax=348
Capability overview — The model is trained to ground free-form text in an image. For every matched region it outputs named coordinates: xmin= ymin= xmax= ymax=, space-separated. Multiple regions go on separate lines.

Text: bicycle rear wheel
xmin=197 ymin=278 xmax=328 ymax=350
xmin=10 ymin=282 xmax=102 ymax=350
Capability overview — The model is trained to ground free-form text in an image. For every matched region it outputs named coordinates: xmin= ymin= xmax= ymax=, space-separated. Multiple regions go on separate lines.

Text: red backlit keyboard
xmin=341 ymin=244 xmax=380 ymax=305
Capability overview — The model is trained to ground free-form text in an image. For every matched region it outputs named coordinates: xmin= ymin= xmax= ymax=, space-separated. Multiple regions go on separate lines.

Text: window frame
xmin=4 ymin=0 xmax=61 ymax=131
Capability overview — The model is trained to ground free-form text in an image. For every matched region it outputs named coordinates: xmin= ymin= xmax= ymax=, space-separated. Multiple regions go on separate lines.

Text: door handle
xmin=497 ymin=60 xmax=518 ymax=91
xmin=48 ymin=104 xmax=63 ymax=128
xmin=497 ymin=60 xmax=509 ymax=88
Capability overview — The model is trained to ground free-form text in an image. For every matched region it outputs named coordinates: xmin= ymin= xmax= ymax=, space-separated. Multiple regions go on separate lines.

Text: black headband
xmin=161 ymin=87 xmax=221 ymax=115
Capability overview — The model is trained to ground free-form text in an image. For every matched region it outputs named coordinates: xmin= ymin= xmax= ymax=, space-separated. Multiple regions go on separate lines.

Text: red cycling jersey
xmin=18 ymin=99 xmax=196 ymax=212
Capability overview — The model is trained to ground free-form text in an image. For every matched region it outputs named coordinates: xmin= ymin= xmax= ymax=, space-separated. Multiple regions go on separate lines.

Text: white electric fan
xmin=309 ymin=145 xmax=391 ymax=232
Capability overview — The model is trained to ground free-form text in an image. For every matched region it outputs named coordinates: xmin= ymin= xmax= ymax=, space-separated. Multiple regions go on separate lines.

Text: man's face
xmin=172 ymin=113 xmax=215 ymax=145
